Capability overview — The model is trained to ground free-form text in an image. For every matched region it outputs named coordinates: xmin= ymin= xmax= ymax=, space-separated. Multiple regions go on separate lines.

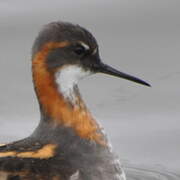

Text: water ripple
xmin=124 ymin=164 xmax=180 ymax=180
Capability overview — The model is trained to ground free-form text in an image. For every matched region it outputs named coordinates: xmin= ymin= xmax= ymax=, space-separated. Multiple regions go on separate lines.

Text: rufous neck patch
xmin=32 ymin=42 xmax=105 ymax=145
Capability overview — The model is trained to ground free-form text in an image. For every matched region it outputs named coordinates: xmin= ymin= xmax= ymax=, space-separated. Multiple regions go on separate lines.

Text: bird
xmin=0 ymin=22 xmax=150 ymax=180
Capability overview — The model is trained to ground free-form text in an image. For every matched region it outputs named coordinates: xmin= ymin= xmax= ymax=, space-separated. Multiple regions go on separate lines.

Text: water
xmin=124 ymin=164 xmax=180 ymax=180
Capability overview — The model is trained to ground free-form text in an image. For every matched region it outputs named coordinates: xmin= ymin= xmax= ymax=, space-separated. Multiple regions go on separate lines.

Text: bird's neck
xmin=32 ymin=50 xmax=105 ymax=145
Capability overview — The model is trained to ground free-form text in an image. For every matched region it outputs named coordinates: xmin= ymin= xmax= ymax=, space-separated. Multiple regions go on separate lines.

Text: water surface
xmin=124 ymin=164 xmax=180 ymax=180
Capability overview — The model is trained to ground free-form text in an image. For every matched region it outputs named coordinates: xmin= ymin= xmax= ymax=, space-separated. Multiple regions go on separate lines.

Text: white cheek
xmin=55 ymin=65 xmax=91 ymax=99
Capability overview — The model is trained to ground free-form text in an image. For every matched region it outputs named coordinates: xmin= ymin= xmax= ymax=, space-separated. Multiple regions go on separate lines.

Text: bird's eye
xmin=73 ymin=45 xmax=87 ymax=55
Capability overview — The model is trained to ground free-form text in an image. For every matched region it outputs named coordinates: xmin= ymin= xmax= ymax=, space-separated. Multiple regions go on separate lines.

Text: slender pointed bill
xmin=97 ymin=63 xmax=151 ymax=87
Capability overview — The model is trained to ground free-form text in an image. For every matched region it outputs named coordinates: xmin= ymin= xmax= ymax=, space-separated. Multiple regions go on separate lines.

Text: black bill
xmin=95 ymin=63 xmax=151 ymax=87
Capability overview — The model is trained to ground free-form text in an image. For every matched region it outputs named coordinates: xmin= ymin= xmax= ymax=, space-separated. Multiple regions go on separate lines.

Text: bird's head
xmin=32 ymin=22 xmax=150 ymax=89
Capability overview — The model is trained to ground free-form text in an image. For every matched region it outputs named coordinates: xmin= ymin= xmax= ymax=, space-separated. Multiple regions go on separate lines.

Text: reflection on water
xmin=124 ymin=164 xmax=180 ymax=180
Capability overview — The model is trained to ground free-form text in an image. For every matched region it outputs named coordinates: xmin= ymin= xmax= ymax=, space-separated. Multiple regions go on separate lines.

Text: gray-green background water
xmin=0 ymin=0 xmax=180 ymax=179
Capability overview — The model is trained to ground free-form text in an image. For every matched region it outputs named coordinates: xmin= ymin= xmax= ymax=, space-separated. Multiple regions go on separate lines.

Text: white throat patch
xmin=55 ymin=65 xmax=91 ymax=101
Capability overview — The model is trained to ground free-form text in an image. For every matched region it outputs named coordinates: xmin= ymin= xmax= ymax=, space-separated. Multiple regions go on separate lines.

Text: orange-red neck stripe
xmin=32 ymin=42 xmax=105 ymax=145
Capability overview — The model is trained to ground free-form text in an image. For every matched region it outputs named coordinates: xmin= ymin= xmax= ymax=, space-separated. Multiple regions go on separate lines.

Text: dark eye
xmin=73 ymin=45 xmax=87 ymax=55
